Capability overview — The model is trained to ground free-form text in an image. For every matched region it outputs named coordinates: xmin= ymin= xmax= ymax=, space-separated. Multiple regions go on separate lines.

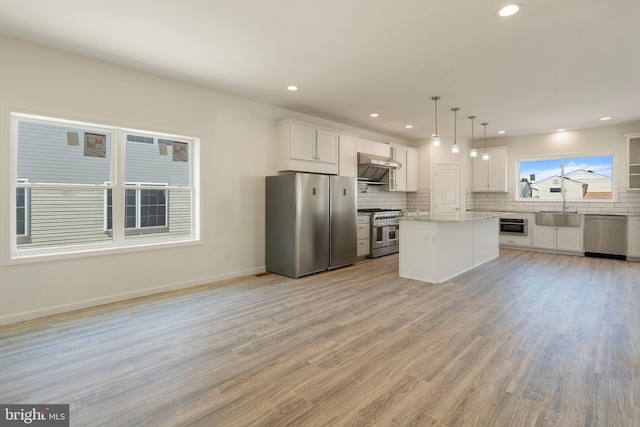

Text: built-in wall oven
xmin=358 ymin=209 xmax=402 ymax=258
xmin=499 ymin=218 xmax=528 ymax=236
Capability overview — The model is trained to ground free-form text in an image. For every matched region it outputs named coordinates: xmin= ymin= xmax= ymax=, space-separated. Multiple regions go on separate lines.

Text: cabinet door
xmin=357 ymin=223 xmax=370 ymax=240
xmin=628 ymin=136 xmax=640 ymax=190
xmin=357 ymin=239 xmax=370 ymax=257
xmin=628 ymin=217 xmax=640 ymax=257
xmin=391 ymin=146 xmax=407 ymax=192
xmin=406 ymin=148 xmax=419 ymax=192
xmin=339 ymin=135 xmax=357 ymax=177
xmin=357 ymin=139 xmax=390 ymax=157
xmin=472 ymin=155 xmax=489 ymax=191
xmin=488 ymin=148 xmax=508 ymax=192
xmin=289 ymin=124 xmax=316 ymax=161
xmin=315 ymin=129 xmax=339 ymax=165
xmin=556 ymin=227 xmax=583 ymax=252
xmin=532 ymin=226 xmax=556 ymax=249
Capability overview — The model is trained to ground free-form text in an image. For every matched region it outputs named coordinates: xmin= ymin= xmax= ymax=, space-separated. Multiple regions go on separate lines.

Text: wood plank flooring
xmin=1 ymin=249 xmax=639 ymax=426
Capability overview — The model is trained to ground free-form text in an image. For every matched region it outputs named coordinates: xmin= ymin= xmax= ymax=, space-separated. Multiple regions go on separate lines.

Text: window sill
xmin=5 ymin=236 xmax=202 ymax=266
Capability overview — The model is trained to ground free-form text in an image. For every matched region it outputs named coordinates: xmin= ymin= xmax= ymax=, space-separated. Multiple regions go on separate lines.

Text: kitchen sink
xmin=535 ymin=212 xmax=582 ymax=227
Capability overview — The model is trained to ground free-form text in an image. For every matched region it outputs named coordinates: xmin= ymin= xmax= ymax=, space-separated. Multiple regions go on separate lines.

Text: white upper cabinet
xmin=627 ymin=134 xmax=640 ymax=190
xmin=288 ymin=123 xmax=316 ymax=161
xmin=357 ymin=139 xmax=390 ymax=157
xmin=338 ymin=134 xmax=358 ymax=177
xmin=389 ymin=144 xmax=418 ymax=192
xmin=278 ymin=121 xmax=338 ymax=174
xmin=315 ymin=129 xmax=339 ymax=165
xmin=472 ymin=146 xmax=508 ymax=192
xmin=390 ymin=145 xmax=407 ymax=191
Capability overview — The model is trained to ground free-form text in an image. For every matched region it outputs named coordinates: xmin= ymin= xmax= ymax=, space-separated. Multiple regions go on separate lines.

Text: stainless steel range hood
xmin=357 ymin=153 xmax=401 ymax=183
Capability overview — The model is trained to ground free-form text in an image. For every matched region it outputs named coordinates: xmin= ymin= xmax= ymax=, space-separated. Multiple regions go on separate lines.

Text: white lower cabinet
xmin=628 ymin=216 xmax=640 ymax=257
xmin=357 ymin=214 xmax=370 ymax=257
xmin=532 ymin=225 xmax=583 ymax=252
xmin=499 ymin=234 xmax=532 ymax=247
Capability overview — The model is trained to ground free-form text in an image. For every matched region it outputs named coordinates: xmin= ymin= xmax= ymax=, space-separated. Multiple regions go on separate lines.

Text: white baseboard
xmin=0 ymin=266 xmax=266 ymax=326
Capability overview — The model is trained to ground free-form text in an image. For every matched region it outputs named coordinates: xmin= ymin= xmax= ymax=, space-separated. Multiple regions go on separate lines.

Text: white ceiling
xmin=1 ymin=0 xmax=639 ymax=140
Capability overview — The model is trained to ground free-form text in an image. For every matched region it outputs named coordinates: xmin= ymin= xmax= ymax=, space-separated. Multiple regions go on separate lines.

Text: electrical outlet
xmin=224 ymin=253 xmax=230 ymax=262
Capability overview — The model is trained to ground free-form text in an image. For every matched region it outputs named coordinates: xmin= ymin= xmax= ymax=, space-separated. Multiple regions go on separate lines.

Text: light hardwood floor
xmin=1 ymin=249 xmax=639 ymax=426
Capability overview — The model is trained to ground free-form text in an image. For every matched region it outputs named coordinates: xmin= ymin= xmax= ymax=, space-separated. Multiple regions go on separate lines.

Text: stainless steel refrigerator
xmin=266 ymin=173 xmax=357 ymax=278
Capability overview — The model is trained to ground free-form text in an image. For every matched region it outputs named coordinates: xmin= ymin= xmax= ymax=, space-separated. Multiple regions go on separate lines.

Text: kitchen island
xmin=399 ymin=211 xmax=510 ymax=284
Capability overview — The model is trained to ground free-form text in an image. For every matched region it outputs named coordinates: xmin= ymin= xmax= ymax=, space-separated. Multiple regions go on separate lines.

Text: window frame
xmin=16 ymin=178 xmax=31 ymax=244
xmin=516 ymin=153 xmax=616 ymax=203
xmin=105 ymin=182 xmax=170 ymax=235
xmin=7 ymin=112 xmax=200 ymax=264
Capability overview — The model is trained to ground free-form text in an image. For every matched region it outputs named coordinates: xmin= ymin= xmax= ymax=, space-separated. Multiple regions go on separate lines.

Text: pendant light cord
xmin=431 ymin=96 xmax=440 ymax=137
xmin=482 ymin=122 xmax=488 ymax=152
xmin=453 ymin=109 xmax=457 ymax=143
xmin=469 ymin=116 xmax=475 ymax=148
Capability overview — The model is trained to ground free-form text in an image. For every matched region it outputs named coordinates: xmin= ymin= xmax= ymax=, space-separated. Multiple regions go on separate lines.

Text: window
xmin=9 ymin=113 xmax=199 ymax=260
xmin=16 ymin=179 xmax=30 ymax=243
xmin=126 ymin=135 xmax=173 ymax=146
xmin=518 ymin=155 xmax=614 ymax=201
xmin=106 ymin=184 xmax=168 ymax=233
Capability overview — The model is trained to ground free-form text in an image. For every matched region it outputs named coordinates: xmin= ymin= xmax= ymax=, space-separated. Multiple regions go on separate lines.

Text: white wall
xmin=0 ymin=36 xmax=403 ymax=324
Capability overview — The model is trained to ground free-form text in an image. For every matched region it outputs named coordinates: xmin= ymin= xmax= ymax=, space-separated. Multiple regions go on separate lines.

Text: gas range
xmin=358 ymin=209 xmax=402 ymax=258
xmin=358 ymin=209 xmax=403 ymax=226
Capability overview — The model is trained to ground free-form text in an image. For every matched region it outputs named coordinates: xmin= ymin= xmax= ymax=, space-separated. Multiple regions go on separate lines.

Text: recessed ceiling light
xmin=405 ymin=125 xmax=413 ymax=129
xmin=286 ymin=85 xmax=298 ymax=91
xmin=557 ymin=129 xmax=566 ymax=132
xmin=370 ymin=113 xmax=379 ymax=118
xmin=498 ymin=130 xmax=506 ymax=134
xmin=498 ymin=4 xmax=521 ymax=17
xmin=600 ymin=116 xmax=611 ymax=121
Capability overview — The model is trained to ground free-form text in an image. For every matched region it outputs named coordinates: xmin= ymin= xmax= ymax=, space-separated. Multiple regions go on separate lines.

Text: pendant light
xmin=481 ymin=122 xmax=490 ymax=160
xmin=468 ymin=116 xmax=477 ymax=157
xmin=451 ymin=108 xmax=460 ymax=154
xmin=431 ymin=96 xmax=441 ymax=146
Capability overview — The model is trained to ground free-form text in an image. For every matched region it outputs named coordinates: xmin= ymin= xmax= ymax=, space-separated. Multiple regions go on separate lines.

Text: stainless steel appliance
xmin=499 ymin=218 xmax=528 ymax=236
xmin=358 ymin=208 xmax=402 ymax=258
xmin=584 ymin=214 xmax=627 ymax=260
xmin=266 ymin=173 xmax=357 ymax=278
xmin=357 ymin=153 xmax=400 ymax=183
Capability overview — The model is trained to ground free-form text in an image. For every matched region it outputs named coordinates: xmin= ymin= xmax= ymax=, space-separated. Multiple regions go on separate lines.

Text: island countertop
xmin=401 ymin=211 xmax=513 ymax=223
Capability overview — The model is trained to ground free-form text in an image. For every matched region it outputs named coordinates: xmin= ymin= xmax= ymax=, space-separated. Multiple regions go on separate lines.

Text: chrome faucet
xmin=562 ymin=189 xmax=569 ymax=211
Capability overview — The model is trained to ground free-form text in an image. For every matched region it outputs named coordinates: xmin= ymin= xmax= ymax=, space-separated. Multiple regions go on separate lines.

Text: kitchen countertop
xmin=401 ymin=211 xmax=512 ymax=223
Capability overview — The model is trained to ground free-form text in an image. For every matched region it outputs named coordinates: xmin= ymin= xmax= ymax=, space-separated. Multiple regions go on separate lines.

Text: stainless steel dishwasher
xmin=584 ymin=214 xmax=627 ymax=259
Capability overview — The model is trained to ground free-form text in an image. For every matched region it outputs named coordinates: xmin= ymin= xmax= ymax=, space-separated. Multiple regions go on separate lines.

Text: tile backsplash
xmin=356 ymin=183 xmax=430 ymax=212
xmin=467 ymin=187 xmax=640 ymax=215
xmin=355 ymin=184 xmax=640 ymax=215
xmin=357 ymin=183 xmax=406 ymax=210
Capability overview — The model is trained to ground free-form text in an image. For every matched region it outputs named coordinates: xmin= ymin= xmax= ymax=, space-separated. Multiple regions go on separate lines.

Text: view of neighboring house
xmin=565 ymin=169 xmax=615 ymax=199
xmin=17 ymin=120 xmax=192 ymax=249
xmin=525 ymin=169 xmax=613 ymax=200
